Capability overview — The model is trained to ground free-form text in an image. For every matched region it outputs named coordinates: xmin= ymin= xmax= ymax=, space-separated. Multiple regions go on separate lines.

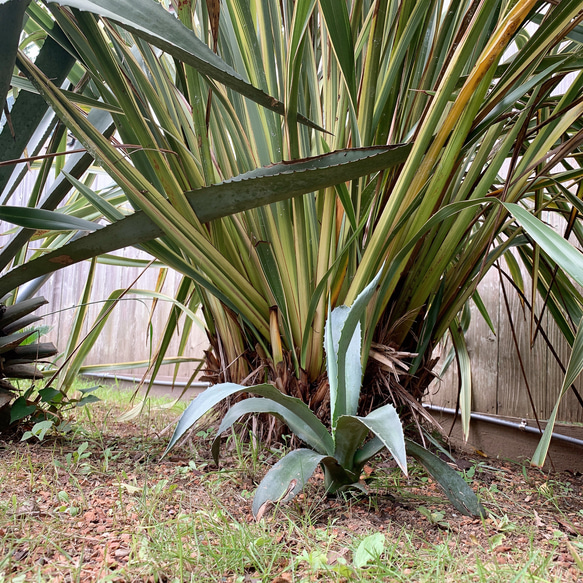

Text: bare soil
xmin=1 ymin=401 xmax=583 ymax=582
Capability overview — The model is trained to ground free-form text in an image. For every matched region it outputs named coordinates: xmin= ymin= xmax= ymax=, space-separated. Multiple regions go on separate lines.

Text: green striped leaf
xmin=48 ymin=0 xmax=318 ymax=129
xmin=0 ymin=206 xmax=103 ymax=232
xmin=449 ymin=320 xmax=472 ymax=441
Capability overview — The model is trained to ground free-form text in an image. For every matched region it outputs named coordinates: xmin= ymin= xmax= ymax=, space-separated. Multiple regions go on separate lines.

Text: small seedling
xmin=54 ymin=441 xmax=92 ymax=473
xmin=493 ymin=514 xmax=516 ymax=533
xmin=418 ymin=506 xmax=450 ymax=529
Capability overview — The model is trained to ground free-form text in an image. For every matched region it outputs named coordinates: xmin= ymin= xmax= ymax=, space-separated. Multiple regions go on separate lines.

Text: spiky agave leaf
xmin=0 ymin=296 xmax=58 ymax=428
xmin=325 ymin=268 xmax=384 ymax=427
xmin=164 ymin=382 xmax=333 ymax=456
xmin=352 ymin=436 xmax=486 ymax=518
xmin=335 ymin=405 xmax=408 ymax=476
xmin=210 ymin=397 xmax=333 ymax=463
xmin=169 ymin=276 xmax=408 ymax=515
xmin=405 ymin=440 xmax=487 ymax=518
xmin=251 ymin=449 xmax=338 ymax=519
xmin=0 ymin=298 xmax=57 ymax=384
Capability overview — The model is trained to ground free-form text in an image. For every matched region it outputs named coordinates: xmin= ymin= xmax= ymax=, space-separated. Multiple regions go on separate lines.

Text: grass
xmin=0 ymin=382 xmax=582 ymax=582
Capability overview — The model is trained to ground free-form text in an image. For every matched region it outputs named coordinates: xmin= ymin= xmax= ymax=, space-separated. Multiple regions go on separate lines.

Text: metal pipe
xmin=82 ymin=371 xmax=210 ymax=389
xmin=423 ymin=403 xmax=583 ymax=448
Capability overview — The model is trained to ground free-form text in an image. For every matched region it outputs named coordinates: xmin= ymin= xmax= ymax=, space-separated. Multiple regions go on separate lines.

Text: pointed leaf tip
xmin=252 ymin=449 xmax=327 ymax=518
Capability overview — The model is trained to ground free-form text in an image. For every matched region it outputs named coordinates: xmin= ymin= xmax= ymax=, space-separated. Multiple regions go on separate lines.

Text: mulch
xmin=1 ymin=409 xmax=583 ymax=582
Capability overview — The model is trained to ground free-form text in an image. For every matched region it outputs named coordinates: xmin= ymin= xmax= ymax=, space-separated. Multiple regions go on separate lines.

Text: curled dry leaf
xmin=205 ymin=0 xmax=220 ymax=52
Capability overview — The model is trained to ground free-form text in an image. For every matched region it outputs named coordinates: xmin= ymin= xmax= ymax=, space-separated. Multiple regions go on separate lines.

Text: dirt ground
xmin=1 ymin=406 xmax=583 ymax=582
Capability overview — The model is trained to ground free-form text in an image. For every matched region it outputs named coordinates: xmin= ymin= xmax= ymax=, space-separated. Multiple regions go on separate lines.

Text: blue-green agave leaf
xmin=325 ymin=268 xmax=384 ymax=426
xmin=324 ymin=305 xmax=361 ymax=426
xmin=332 ymin=415 xmax=373 ymax=471
xmin=185 ymin=145 xmax=412 ymax=221
xmin=1 ymin=34 xmax=75 ymax=194
xmin=341 ymin=403 xmax=407 ymax=475
xmin=0 ymin=0 xmax=30 ymax=114
xmin=0 ymin=206 xmax=103 ymax=232
xmin=252 ymin=448 xmax=330 ymax=518
xmin=406 ymin=439 xmax=486 ymax=517
xmin=164 ymin=382 xmax=333 ymax=456
xmin=210 ymin=397 xmax=332 ymax=463
xmin=353 ymin=436 xmax=384 ymax=468
xmin=0 ymin=145 xmax=412 ymax=298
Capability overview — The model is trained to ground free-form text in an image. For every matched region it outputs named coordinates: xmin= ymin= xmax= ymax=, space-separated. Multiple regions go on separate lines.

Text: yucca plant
xmin=164 ymin=271 xmax=485 ymax=517
xmin=2 ymin=0 xmax=583 ymax=463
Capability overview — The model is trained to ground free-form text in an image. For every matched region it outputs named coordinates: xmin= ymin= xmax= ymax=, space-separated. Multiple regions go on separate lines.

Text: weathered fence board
xmin=429 ymin=266 xmax=583 ymax=424
xmin=1 ymin=171 xmax=208 ymax=381
xmin=37 ymin=251 xmax=208 ymax=380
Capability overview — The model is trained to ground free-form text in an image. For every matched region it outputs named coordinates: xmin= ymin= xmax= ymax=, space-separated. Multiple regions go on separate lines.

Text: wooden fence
xmin=2 ymin=171 xmax=207 ymax=381
xmin=36 ymin=248 xmax=208 ymax=381
xmin=428 ymin=265 xmax=583 ymax=424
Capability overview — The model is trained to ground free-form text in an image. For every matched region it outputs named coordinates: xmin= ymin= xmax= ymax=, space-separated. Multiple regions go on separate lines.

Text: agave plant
xmin=2 ymin=0 xmax=583 ymax=463
xmin=0 ymin=296 xmax=58 ymax=429
xmin=164 ymin=272 xmax=485 ymax=518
